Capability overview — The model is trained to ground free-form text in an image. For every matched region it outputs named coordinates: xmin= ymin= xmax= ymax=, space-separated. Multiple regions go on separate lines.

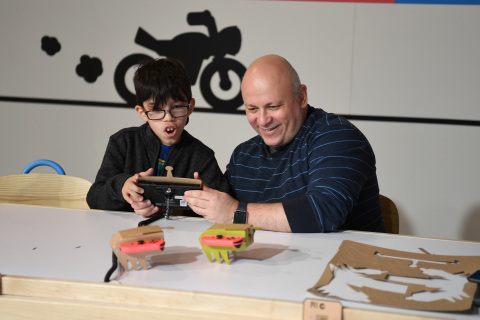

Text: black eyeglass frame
xmin=143 ymin=103 xmax=191 ymax=121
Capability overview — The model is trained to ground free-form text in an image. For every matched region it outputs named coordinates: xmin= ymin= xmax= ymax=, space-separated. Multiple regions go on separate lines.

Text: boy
xmin=87 ymin=58 xmax=230 ymax=217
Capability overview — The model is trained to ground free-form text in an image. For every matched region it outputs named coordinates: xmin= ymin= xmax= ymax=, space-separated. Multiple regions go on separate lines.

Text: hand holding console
xmin=137 ymin=166 xmax=202 ymax=219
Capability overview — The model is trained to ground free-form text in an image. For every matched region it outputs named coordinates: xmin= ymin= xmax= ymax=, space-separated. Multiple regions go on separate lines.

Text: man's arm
xmin=245 ymin=202 xmax=291 ymax=232
xmin=183 ymin=173 xmax=291 ymax=232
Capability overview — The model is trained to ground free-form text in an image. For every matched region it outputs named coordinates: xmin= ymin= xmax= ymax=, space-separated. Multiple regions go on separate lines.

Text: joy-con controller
xmin=200 ymin=235 xmax=244 ymax=248
xmin=119 ymin=239 xmax=165 ymax=253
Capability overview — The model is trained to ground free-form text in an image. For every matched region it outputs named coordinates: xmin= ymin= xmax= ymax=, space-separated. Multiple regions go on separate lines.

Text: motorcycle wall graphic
xmin=114 ymin=10 xmax=246 ymax=114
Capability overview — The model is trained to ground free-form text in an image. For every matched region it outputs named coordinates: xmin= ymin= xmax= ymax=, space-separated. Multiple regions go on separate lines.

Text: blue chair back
xmin=22 ymin=159 xmax=66 ymax=175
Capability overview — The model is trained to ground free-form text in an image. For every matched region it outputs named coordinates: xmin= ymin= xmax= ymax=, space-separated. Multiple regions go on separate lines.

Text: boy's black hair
xmin=133 ymin=58 xmax=192 ymax=108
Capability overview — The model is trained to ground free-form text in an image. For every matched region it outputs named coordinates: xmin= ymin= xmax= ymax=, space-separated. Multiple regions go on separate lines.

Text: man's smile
xmin=260 ymin=124 xmax=280 ymax=134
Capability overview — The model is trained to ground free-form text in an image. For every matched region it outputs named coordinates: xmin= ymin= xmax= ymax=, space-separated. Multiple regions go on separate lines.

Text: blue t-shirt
xmin=157 ymin=144 xmax=174 ymax=175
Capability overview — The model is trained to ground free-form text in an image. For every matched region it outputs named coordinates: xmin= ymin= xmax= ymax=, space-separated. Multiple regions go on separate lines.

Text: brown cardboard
xmin=109 ymin=225 xmax=168 ymax=270
xmin=199 ymin=223 xmax=257 ymax=264
xmin=303 ymin=299 xmax=342 ymax=320
xmin=137 ymin=165 xmax=202 ymax=187
xmin=308 ymin=240 xmax=480 ymax=311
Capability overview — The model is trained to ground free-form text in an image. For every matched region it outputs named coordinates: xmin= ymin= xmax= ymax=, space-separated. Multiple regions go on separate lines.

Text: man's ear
xmin=135 ymin=105 xmax=149 ymax=122
xmin=299 ymin=84 xmax=308 ymax=108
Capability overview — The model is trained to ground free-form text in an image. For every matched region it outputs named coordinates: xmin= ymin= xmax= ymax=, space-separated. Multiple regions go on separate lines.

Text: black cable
xmin=104 ymin=213 xmax=166 ymax=282
xmin=104 ymin=251 xmax=118 ymax=282
xmin=138 ymin=212 xmax=165 ymax=226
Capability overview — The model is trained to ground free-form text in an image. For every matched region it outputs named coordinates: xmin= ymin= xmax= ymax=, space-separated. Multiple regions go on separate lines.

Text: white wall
xmin=1 ymin=0 xmax=479 ymax=241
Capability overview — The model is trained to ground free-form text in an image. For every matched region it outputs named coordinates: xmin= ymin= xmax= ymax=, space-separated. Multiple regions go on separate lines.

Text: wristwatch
xmin=233 ymin=201 xmax=248 ymax=224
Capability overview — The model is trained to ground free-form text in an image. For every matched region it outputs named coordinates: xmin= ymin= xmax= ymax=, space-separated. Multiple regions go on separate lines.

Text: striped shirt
xmin=226 ymin=106 xmax=386 ymax=233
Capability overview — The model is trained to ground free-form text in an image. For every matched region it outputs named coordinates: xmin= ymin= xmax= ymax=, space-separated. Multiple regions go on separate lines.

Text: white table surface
xmin=0 ymin=203 xmax=479 ymax=319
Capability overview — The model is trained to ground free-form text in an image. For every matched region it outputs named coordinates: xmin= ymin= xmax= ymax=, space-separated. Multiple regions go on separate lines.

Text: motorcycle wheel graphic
xmin=114 ymin=53 xmax=153 ymax=107
xmin=200 ymin=58 xmax=245 ymax=113
xmin=115 ymin=54 xmax=245 ymax=112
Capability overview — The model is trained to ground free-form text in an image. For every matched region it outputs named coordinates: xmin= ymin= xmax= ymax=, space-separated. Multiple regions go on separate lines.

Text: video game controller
xmin=119 ymin=239 xmax=165 ymax=254
xmin=200 ymin=235 xmax=245 ymax=248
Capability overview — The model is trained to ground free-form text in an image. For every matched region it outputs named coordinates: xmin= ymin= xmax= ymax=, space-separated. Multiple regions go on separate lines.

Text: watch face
xmin=234 ymin=211 xmax=246 ymax=224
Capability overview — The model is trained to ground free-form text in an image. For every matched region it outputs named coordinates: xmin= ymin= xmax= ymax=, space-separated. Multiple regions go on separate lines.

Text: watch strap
xmin=233 ymin=201 xmax=248 ymax=224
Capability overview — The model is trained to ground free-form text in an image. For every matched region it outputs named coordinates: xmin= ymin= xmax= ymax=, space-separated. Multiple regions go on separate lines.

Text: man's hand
xmin=122 ymin=168 xmax=159 ymax=217
xmin=183 ymin=172 xmax=238 ymax=224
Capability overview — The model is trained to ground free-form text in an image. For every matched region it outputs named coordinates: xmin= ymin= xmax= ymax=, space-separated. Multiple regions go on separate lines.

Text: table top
xmin=0 ymin=203 xmax=479 ymax=319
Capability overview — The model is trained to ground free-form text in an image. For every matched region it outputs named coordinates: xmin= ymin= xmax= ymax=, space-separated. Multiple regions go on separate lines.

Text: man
xmin=184 ymin=54 xmax=386 ymax=233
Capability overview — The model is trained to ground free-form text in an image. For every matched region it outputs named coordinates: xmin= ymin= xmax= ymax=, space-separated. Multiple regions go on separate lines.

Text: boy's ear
xmin=135 ymin=105 xmax=149 ymax=122
xmin=187 ymin=98 xmax=195 ymax=116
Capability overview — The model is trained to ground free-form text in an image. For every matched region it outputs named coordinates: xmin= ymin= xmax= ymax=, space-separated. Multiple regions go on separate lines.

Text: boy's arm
xmin=196 ymin=155 xmax=231 ymax=195
xmin=87 ymin=138 xmax=133 ymax=211
xmin=87 ymin=173 xmax=131 ymax=211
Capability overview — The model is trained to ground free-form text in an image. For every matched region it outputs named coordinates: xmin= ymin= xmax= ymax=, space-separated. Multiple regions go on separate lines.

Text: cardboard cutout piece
xmin=308 ymin=240 xmax=480 ymax=311
xmin=199 ymin=224 xmax=257 ymax=264
xmin=110 ymin=225 xmax=168 ymax=271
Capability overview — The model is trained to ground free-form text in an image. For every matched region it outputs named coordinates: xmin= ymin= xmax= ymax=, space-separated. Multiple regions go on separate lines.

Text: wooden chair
xmin=0 ymin=173 xmax=92 ymax=210
xmin=379 ymin=194 xmax=399 ymax=234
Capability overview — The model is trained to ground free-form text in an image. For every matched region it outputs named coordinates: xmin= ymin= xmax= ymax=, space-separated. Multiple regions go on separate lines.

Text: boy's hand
xmin=192 ymin=172 xmax=208 ymax=187
xmin=131 ymin=198 xmax=159 ymax=217
xmin=122 ymin=168 xmax=159 ymax=217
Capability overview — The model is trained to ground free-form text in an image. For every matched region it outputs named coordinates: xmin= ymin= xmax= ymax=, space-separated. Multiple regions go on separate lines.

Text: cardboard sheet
xmin=308 ymin=240 xmax=480 ymax=311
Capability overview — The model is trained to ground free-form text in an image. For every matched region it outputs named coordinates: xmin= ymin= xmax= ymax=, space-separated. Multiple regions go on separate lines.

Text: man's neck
xmin=267 ymin=141 xmax=292 ymax=155
xmin=266 ymin=105 xmax=313 ymax=155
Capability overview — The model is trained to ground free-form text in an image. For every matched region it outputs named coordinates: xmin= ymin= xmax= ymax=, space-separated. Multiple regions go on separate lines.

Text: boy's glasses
xmin=144 ymin=105 xmax=190 ymax=120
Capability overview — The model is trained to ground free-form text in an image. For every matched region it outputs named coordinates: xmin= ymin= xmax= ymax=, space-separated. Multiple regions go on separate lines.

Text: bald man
xmin=184 ymin=54 xmax=386 ymax=233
